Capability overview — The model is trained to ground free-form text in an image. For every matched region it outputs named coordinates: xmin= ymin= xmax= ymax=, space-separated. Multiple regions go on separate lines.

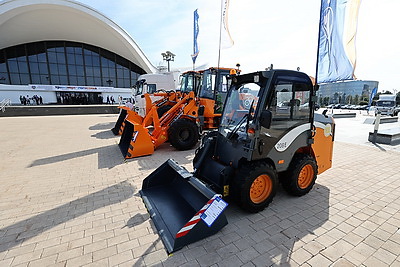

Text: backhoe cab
xmin=140 ymin=70 xmax=335 ymax=252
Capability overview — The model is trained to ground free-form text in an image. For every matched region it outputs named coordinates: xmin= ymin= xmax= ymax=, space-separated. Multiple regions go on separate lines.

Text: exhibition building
xmin=0 ymin=0 xmax=157 ymax=105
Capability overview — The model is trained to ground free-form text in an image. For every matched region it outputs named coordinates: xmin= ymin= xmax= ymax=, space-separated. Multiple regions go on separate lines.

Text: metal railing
xmin=1 ymin=99 xmax=11 ymax=112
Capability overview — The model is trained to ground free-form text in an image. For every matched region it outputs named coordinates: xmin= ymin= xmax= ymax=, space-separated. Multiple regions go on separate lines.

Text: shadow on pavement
xmin=89 ymin=121 xmax=116 ymax=131
xmin=372 ymin=142 xmax=387 ymax=152
xmin=28 ymin=144 xmax=125 ymax=169
xmin=90 ymin=130 xmax=116 ymax=139
xmin=0 ymin=181 xmax=135 ymax=253
xmin=156 ymin=183 xmax=330 ymax=265
xmin=123 ymin=213 xmax=150 ymax=229
xmin=224 ymin=183 xmax=330 ymax=265
xmin=129 ymin=144 xmax=195 ymax=171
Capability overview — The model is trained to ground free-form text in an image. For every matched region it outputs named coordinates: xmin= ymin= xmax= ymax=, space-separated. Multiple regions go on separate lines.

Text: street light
xmin=161 ymin=51 xmax=175 ymax=72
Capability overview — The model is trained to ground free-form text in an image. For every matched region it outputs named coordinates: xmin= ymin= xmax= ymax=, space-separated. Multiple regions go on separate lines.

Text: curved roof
xmin=0 ymin=0 xmax=157 ymax=73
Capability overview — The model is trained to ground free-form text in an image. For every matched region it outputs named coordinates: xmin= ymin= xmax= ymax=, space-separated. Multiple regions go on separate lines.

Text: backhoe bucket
xmin=140 ymin=159 xmax=228 ymax=253
xmin=118 ymin=119 xmax=154 ymax=158
xmin=111 ymin=108 xmax=127 ymax=135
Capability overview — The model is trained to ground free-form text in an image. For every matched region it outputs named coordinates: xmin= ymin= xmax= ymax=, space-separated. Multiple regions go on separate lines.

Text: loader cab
xmin=178 ymin=71 xmax=201 ymax=95
xmin=198 ymin=68 xmax=231 ymax=114
xmin=219 ymin=70 xmax=314 ymax=160
xmin=266 ymin=74 xmax=313 ymax=135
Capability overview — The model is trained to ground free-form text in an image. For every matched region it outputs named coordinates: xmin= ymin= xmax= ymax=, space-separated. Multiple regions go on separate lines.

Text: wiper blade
xmin=227 ymin=113 xmax=248 ymax=139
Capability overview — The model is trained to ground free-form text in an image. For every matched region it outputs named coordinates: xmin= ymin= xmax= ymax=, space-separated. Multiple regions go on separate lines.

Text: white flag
xmin=221 ymin=0 xmax=234 ymax=49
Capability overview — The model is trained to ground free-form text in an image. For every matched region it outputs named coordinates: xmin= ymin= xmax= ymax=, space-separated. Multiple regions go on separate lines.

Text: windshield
xmin=135 ymin=80 xmax=145 ymax=96
xmin=219 ymin=82 xmax=260 ymax=137
xmin=377 ymin=101 xmax=395 ymax=107
xmin=179 ymin=72 xmax=197 ymax=93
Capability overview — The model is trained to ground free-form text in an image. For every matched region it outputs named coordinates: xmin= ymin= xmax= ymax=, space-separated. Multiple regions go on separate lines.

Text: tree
xmin=346 ymin=95 xmax=352 ymax=105
xmin=354 ymin=95 xmax=359 ymax=105
xmin=322 ymin=97 xmax=330 ymax=106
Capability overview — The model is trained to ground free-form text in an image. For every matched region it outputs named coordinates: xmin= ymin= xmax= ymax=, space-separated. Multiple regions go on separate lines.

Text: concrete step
xmin=0 ymin=105 xmax=120 ymax=117
xmin=364 ymin=116 xmax=398 ymax=124
xmin=332 ymin=113 xmax=357 ymax=118
xmin=368 ymin=128 xmax=400 ymax=145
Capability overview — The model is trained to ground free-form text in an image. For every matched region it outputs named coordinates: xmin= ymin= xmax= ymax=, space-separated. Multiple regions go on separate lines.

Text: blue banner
xmin=368 ymin=87 xmax=378 ymax=106
xmin=317 ymin=0 xmax=361 ymax=84
xmin=191 ymin=9 xmax=200 ymax=64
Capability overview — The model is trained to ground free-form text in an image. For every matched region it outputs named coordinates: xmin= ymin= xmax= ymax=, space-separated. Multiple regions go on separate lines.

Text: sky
xmin=78 ymin=0 xmax=400 ymax=93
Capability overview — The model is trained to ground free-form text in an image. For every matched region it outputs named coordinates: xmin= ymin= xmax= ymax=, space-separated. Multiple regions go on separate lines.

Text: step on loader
xmin=139 ymin=70 xmax=335 ymax=252
xmin=118 ymin=67 xmax=238 ymax=159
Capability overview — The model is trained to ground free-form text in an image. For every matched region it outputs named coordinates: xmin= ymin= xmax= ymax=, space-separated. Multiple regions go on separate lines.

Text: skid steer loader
xmin=140 ymin=70 xmax=335 ymax=253
xmin=118 ymin=67 xmax=237 ymax=159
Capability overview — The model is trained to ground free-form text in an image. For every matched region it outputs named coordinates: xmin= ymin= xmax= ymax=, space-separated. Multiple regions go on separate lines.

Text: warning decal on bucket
xmin=131 ymin=131 xmax=139 ymax=142
xmin=200 ymin=196 xmax=228 ymax=227
xmin=175 ymin=194 xmax=227 ymax=238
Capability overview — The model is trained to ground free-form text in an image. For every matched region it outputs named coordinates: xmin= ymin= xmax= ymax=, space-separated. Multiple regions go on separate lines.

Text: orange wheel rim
xmin=250 ymin=174 xmax=272 ymax=204
xmin=298 ymin=164 xmax=314 ymax=189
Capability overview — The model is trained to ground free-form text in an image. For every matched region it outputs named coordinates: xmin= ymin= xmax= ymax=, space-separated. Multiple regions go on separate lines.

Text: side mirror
xmin=260 ymin=110 xmax=272 ymax=129
xmin=322 ymin=109 xmax=328 ymax=118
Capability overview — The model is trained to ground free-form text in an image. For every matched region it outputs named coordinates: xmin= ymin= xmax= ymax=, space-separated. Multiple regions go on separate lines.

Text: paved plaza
xmin=0 ymin=113 xmax=399 ymax=266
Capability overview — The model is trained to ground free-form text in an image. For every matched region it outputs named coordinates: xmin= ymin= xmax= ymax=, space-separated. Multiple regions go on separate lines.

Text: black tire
xmin=157 ymin=105 xmax=172 ymax=118
xmin=168 ymin=118 xmax=199 ymax=150
xmin=233 ymin=161 xmax=277 ymax=213
xmin=280 ymin=154 xmax=317 ymax=196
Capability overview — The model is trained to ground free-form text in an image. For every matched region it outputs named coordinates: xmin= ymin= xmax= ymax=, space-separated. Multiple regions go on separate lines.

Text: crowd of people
xmin=19 ymin=95 xmax=43 ymax=105
xmin=17 ymin=93 xmax=130 ymax=105
xmin=106 ymin=95 xmax=115 ymax=104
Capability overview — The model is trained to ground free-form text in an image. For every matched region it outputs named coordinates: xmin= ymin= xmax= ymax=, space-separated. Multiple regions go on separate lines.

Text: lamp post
xmin=161 ymin=51 xmax=175 ymax=72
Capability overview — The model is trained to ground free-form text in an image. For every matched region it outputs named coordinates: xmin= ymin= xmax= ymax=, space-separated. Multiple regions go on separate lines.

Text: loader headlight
xmin=247 ymin=127 xmax=255 ymax=137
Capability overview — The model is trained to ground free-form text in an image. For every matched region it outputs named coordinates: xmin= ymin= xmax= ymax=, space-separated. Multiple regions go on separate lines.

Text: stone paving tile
xmin=0 ymin=114 xmax=399 ymax=266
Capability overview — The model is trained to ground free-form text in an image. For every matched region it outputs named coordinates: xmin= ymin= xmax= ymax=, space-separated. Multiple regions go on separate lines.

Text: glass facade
xmin=318 ymin=80 xmax=379 ymax=105
xmin=0 ymin=41 xmax=146 ymax=88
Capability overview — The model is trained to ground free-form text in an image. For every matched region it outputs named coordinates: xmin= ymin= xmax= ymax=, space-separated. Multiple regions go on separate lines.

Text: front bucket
xmin=118 ymin=120 xmax=154 ymax=158
xmin=140 ymin=159 xmax=228 ymax=253
xmin=111 ymin=108 xmax=127 ymax=135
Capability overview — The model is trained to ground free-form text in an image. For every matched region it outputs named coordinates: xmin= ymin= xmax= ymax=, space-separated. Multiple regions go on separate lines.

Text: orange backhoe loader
xmin=111 ymin=71 xmax=201 ymax=135
xmin=118 ymin=67 xmax=238 ymax=159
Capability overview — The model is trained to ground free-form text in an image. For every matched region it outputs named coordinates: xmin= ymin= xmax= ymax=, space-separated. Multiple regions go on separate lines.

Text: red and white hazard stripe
xmin=175 ymin=195 xmax=219 ymax=238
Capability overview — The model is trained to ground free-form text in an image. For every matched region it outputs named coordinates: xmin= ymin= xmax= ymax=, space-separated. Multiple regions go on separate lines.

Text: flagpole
xmin=217 ymin=0 xmax=223 ymax=70
xmin=315 ymin=0 xmax=324 ymax=87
